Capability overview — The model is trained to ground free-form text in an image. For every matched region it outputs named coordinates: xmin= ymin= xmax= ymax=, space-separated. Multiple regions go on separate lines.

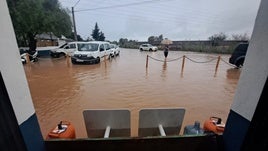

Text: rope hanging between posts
xmin=220 ymin=58 xmax=237 ymax=68
xmin=185 ymin=56 xmax=218 ymax=63
xmin=147 ymin=55 xmax=183 ymax=62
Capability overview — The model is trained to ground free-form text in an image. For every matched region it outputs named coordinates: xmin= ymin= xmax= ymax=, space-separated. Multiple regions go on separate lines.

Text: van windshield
xmin=78 ymin=43 xmax=99 ymax=51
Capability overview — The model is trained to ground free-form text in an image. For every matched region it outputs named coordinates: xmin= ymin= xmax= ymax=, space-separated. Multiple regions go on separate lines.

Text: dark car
xmin=229 ymin=43 xmax=249 ymax=67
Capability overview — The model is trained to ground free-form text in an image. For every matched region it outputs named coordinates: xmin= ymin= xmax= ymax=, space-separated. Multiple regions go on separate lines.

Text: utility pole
xmin=72 ymin=7 xmax=78 ymax=41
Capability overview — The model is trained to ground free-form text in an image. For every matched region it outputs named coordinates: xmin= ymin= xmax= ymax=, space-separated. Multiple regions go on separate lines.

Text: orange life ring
xmin=46 ymin=121 xmax=76 ymax=139
xmin=203 ymin=117 xmax=225 ymax=134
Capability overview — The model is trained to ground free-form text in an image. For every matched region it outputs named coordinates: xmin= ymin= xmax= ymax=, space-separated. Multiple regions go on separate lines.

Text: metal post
xmin=215 ymin=56 xmax=221 ymax=72
xmin=104 ymin=126 xmax=111 ymax=138
xmin=158 ymin=124 xmax=166 ymax=136
xmin=146 ymin=55 xmax=149 ymax=68
xmin=72 ymin=7 xmax=78 ymax=41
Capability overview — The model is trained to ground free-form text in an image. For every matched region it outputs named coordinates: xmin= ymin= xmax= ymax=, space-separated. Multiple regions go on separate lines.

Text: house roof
xmin=35 ymin=32 xmax=58 ymax=40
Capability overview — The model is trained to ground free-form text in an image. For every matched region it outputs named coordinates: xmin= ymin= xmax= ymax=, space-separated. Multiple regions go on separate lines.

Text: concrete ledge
xmin=45 ymin=134 xmax=222 ymax=151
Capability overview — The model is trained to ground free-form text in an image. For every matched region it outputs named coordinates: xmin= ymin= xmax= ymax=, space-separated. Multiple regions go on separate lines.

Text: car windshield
xmin=59 ymin=43 xmax=67 ymax=48
xmin=78 ymin=43 xmax=99 ymax=51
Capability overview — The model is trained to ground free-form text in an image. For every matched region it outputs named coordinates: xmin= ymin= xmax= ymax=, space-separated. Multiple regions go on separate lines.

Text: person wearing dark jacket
xmin=164 ymin=45 xmax=169 ymax=58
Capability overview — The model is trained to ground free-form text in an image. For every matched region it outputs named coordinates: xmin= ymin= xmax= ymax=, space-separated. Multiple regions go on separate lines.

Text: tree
xmin=232 ymin=33 xmax=250 ymax=41
xmin=148 ymin=36 xmax=155 ymax=44
xmin=91 ymin=22 xmax=100 ymax=40
xmin=208 ymin=32 xmax=227 ymax=46
xmin=99 ymin=32 xmax=105 ymax=41
xmin=7 ymin=0 xmax=72 ymax=51
xmin=119 ymin=38 xmax=128 ymax=46
xmin=68 ymin=32 xmax=84 ymax=41
xmin=148 ymin=34 xmax=164 ymax=44
xmin=91 ymin=22 xmax=105 ymax=41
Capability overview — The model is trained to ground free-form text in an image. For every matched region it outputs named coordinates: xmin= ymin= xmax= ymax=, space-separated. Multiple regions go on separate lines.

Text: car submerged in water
xmin=229 ymin=43 xmax=249 ymax=68
xmin=109 ymin=44 xmax=120 ymax=57
xmin=71 ymin=41 xmax=111 ymax=64
xmin=20 ymin=48 xmax=38 ymax=64
xmin=50 ymin=42 xmax=89 ymax=58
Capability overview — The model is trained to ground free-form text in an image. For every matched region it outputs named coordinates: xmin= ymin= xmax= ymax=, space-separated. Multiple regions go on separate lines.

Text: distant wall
xmin=128 ymin=40 xmax=247 ymax=53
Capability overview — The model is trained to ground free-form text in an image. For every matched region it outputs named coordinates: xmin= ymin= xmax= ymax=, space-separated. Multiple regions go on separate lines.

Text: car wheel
xmin=140 ymin=48 xmax=143 ymax=51
xmin=149 ymin=48 xmax=152 ymax=51
xmin=235 ymin=59 xmax=244 ymax=68
xmin=95 ymin=58 xmax=100 ymax=64
xmin=71 ymin=59 xmax=76 ymax=64
xmin=33 ymin=58 xmax=38 ymax=62
xmin=59 ymin=53 xmax=66 ymax=57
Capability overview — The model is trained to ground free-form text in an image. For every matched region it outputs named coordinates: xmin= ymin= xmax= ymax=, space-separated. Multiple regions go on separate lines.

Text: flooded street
xmin=23 ymin=48 xmax=241 ymax=138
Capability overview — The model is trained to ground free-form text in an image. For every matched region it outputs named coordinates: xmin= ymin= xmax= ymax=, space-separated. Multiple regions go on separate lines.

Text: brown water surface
xmin=24 ymin=48 xmax=241 ymax=138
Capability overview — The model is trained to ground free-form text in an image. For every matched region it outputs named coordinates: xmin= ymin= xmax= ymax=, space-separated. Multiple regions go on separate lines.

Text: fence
xmin=145 ymin=55 xmax=237 ymax=75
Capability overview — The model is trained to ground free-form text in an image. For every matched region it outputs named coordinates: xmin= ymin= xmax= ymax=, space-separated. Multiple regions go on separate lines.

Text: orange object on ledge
xmin=46 ymin=121 xmax=76 ymax=139
xmin=203 ymin=117 xmax=225 ymax=134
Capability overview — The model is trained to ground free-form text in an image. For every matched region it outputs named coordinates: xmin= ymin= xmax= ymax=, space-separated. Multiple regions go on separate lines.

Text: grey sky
xmin=59 ymin=0 xmax=261 ymax=41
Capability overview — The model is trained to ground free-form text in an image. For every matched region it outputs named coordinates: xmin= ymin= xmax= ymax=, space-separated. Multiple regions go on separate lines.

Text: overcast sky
xmin=59 ymin=0 xmax=261 ymax=41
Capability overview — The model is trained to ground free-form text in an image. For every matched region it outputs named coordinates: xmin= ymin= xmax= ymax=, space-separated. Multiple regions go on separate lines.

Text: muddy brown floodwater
xmin=23 ymin=48 xmax=241 ymax=138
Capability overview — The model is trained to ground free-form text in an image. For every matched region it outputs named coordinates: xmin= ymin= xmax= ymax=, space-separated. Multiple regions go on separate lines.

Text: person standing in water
xmin=164 ymin=45 xmax=169 ymax=58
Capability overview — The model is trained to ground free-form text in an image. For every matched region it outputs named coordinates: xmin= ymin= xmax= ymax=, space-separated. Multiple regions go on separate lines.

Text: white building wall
xmin=231 ymin=0 xmax=268 ymax=121
xmin=0 ymin=0 xmax=35 ymax=125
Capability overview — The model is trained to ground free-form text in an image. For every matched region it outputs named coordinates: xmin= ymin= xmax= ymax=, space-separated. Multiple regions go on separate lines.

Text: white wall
xmin=0 ymin=0 xmax=35 ymax=125
xmin=231 ymin=0 xmax=268 ymax=121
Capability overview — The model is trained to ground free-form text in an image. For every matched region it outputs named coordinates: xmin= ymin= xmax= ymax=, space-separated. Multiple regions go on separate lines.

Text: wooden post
xmin=146 ymin=55 xmax=149 ymax=68
xmin=66 ymin=54 xmax=70 ymax=66
xmin=181 ymin=55 xmax=185 ymax=71
xmin=215 ymin=56 xmax=221 ymax=72
xmin=26 ymin=53 xmax=30 ymax=64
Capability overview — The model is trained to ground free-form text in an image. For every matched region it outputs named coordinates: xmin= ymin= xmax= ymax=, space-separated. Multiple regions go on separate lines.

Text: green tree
xmin=7 ymin=0 xmax=72 ymax=51
xmin=68 ymin=32 xmax=84 ymax=41
xmin=99 ymin=32 xmax=105 ymax=41
xmin=91 ymin=22 xmax=105 ymax=41
xmin=148 ymin=34 xmax=164 ymax=44
xmin=91 ymin=22 xmax=100 ymax=40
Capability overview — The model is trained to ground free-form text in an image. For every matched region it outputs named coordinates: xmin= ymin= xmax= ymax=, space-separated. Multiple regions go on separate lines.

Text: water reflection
xmin=226 ymin=68 xmax=241 ymax=79
xmin=24 ymin=49 xmax=240 ymax=138
xmin=161 ymin=60 xmax=167 ymax=79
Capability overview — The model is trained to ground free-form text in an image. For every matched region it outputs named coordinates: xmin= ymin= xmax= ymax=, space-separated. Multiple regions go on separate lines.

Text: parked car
xmin=20 ymin=49 xmax=38 ymax=64
xmin=50 ymin=42 xmax=88 ymax=58
xmin=109 ymin=44 xmax=120 ymax=57
xmin=139 ymin=44 xmax=158 ymax=51
xmin=104 ymin=42 xmax=113 ymax=59
xmin=229 ymin=43 xmax=249 ymax=68
xmin=71 ymin=41 xmax=111 ymax=64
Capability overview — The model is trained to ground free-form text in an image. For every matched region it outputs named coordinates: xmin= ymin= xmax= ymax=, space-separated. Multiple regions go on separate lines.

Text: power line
xmin=73 ymin=0 xmax=81 ymax=7
xmin=75 ymin=0 xmax=172 ymax=12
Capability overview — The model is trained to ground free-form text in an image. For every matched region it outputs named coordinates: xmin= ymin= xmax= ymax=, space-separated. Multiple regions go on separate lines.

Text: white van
xmin=71 ymin=41 xmax=111 ymax=64
xmin=50 ymin=41 xmax=88 ymax=58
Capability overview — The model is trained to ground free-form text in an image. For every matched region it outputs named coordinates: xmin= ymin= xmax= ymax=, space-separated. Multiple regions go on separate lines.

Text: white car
xmin=50 ymin=41 xmax=88 ymax=58
xmin=139 ymin=44 xmax=158 ymax=51
xmin=109 ymin=44 xmax=120 ymax=57
xmin=104 ymin=42 xmax=113 ymax=59
xmin=19 ymin=49 xmax=38 ymax=64
xmin=71 ymin=41 xmax=111 ymax=64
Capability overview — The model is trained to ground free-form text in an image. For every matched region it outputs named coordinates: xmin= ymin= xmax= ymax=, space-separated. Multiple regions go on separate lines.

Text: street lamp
xmin=72 ymin=0 xmax=80 ymax=41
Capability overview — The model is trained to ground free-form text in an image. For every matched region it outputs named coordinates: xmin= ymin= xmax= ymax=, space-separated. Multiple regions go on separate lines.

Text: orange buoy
xmin=203 ymin=117 xmax=225 ymax=134
xmin=46 ymin=121 xmax=76 ymax=139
